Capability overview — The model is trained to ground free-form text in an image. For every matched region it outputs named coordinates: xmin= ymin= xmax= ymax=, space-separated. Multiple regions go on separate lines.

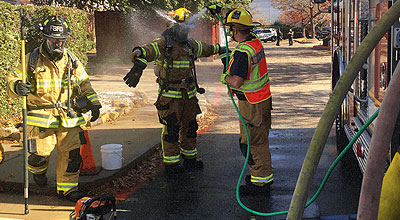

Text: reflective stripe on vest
xmin=228 ymin=38 xmax=271 ymax=104
xmin=27 ymin=112 xmax=85 ymax=128
xmin=61 ymin=116 xmax=86 ymax=128
xmin=27 ymin=112 xmax=59 ymax=128
xmin=162 ymin=60 xmax=191 ymax=68
xmin=158 ymin=87 xmax=197 ymax=99
xmin=36 ymin=75 xmax=88 ymax=90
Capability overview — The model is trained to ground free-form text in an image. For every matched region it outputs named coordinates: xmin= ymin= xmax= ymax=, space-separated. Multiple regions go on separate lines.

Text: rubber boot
xmin=33 ymin=173 xmax=47 ymax=186
xmin=62 ymin=190 xmax=85 ymax=202
xmin=239 ymin=183 xmax=271 ymax=196
xmin=245 ymin=175 xmax=251 ymax=184
xmin=183 ymin=158 xmax=204 ymax=170
xmin=165 ymin=163 xmax=185 ymax=174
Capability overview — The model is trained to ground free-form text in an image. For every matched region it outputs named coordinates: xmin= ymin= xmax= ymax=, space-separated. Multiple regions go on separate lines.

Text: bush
xmin=0 ymin=2 xmax=93 ymax=126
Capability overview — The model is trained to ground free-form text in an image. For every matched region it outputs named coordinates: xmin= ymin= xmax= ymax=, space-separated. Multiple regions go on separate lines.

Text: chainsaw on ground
xmin=70 ymin=195 xmax=116 ymax=220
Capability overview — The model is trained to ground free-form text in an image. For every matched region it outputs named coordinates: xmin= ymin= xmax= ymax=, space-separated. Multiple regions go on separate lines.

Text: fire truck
xmin=327 ymin=0 xmax=400 ymax=172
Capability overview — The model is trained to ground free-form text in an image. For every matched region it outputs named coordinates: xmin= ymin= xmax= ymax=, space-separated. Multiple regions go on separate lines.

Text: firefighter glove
xmin=90 ymin=105 xmax=101 ymax=122
xmin=14 ymin=80 xmax=31 ymax=96
xmin=207 ymin=4 xmax=223 ymax=15
xmin=218 ymin=46 xmax=228 ymax=55
xmin=221 ymin=72 xmax=229 ymax=85
xmin=130 ymin=47 xmax=143 ymax=62
xmin=123 ymin=58 xmax=147 ymax=88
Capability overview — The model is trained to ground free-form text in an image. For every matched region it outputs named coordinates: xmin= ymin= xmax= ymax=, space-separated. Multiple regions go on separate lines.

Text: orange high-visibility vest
xmin=228 ymin=37 xmax=271 ymax=104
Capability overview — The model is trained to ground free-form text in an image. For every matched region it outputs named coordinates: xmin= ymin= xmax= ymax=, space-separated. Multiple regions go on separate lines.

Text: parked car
xmin=253 ymin=28 xmax=277 ymax=42
xmin=316 ymin=26 xmax=331 ymax=40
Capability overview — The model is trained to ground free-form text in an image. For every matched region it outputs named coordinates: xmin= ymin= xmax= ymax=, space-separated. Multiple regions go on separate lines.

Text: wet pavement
xmin=116 ymin=127 xmax=360 ymax=220
xmin=0 ymin=41 xmax=362 ymax=219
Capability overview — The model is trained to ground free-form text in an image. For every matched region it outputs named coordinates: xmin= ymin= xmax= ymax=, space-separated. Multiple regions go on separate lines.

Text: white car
xmin=253 ymin=28 xmax=277 ymax=42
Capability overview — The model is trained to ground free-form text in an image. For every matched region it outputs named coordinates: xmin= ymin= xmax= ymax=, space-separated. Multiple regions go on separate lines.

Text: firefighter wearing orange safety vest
xmin=124 ymin=8 xmax=225 ymax=174
xmin=221 ymin=8 xmax=273 ymax=195
xmin=7 ymin=15 xmax=101 ymax=202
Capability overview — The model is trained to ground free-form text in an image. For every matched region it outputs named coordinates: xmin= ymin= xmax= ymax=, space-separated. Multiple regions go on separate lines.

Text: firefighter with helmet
xmin=7 ymin=15 xmax=102 ymax=202
xmin=124 ymin=8 xmax=226 ymax=174
xmin=172 ymin=7 xmax=191 ymax=23
xmin=221 ymin=8 xmax=274 ymax=195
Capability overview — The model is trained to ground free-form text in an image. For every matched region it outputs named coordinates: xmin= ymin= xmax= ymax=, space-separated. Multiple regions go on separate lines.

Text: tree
xmin=271 ymin=0 xmax=330 ymax=38
xmin=31 ymin=0 xmax=253 ymax=13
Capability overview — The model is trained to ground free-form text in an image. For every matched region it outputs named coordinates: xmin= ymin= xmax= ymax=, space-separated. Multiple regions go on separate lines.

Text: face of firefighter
xmin=44 ymin=37 xmax=66 ymax=60
xmin=172 ymin=23 xmax=192 ymax=43
xmin=229 ymin=26 xmax=238 ymax=42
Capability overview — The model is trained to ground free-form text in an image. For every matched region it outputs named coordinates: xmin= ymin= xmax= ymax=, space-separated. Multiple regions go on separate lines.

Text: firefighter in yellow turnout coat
xmin=221 ymin=8 xmax=273 ymax=195
xmin=7 ymin=16 xmax=101 ymax=202
xmin=124 ymin=10 xmax=224 ymax=173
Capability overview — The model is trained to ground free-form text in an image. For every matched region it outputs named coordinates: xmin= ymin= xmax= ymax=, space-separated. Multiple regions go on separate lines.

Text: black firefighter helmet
xmin=38 ymin=15 xmax=71 ymax=60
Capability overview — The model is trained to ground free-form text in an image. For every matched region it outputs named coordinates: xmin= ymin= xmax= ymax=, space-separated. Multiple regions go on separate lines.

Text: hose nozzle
xmin=207 ymin=4 xmax=223 ymax=15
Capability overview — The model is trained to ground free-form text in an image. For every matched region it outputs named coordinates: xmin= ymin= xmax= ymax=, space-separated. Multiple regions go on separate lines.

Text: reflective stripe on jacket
xmin=228 ymin=35 xmax=271 ymax=104
xmin=7 ymin=45 xmax=100 ymax=128
xmin=138 ymin=36 xmax=220 ymax=98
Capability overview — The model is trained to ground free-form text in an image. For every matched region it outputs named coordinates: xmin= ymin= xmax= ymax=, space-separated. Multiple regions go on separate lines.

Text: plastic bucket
xmin=100 ymin=144 xmax=123 ymax=170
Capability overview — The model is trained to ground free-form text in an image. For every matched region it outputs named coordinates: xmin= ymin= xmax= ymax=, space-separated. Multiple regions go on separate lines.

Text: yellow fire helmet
xmin=226 ymin=8 xmax=261 ymax=29
xmin=173 ymin=7 xmax=191 ymax=22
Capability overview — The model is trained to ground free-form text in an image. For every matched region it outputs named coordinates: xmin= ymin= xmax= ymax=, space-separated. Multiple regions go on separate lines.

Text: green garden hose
xmin=214 ymin=11 xmax=379 ymax=217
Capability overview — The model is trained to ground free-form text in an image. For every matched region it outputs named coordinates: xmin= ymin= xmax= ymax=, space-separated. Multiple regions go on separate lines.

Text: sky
xmin=250 ymin=0 xmax=282 ymax=24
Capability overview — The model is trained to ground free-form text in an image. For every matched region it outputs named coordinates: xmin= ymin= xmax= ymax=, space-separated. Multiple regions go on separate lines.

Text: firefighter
xmin=124 ymin=8 xmax=225 ymax=174
xmin=172 ymin=7 xmax=191 ymax=23
xmin=7 ymin=15 xmax=101 ymax=202
xmin=221 ymin=8 xmax=273 ymax=195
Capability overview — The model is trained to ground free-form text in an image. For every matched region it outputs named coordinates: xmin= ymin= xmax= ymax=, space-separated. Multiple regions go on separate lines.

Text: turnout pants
xmin=155 ymin=94 xmax=201 ymax=165
xmin=238 ymin=98 xmax=273 ymax=186
xmin=27 ymin=125 xmax=82 ymax=195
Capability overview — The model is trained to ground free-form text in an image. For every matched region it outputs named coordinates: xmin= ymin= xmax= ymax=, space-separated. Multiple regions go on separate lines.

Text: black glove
xmin=90 ymin=105 xmax=101 ymax=122
xmin=219 ymin=46 xmax=227 ymax=55
xmin=130 ymin=48 xmax=143 ymax=62
xmin=14 ymin=80 xmax=31 ymax=96
xmin=123 ymin=58 xmax=147 ymax=88
xmin=207 ymin=4 xmax=223 ymax=15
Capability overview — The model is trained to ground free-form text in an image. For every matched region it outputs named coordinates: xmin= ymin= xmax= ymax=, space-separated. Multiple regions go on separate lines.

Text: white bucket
xmin=100 ymin=144 xmax=123 ymax=170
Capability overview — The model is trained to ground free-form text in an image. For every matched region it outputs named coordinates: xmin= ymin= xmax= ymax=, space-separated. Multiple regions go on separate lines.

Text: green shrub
xmin=0 ymin=2 xmax=93 ymax=126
